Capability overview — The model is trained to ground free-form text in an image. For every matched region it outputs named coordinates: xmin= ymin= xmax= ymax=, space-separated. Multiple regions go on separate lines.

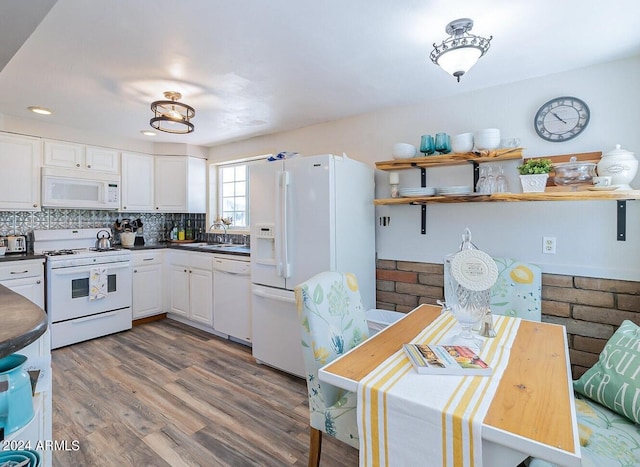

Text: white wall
xmin=209 ymin=56 xmax=640 ymax=281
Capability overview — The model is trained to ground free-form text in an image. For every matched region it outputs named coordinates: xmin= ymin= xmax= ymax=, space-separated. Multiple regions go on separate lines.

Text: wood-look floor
xmin=51 ymin=319 xmax=358 ymax=466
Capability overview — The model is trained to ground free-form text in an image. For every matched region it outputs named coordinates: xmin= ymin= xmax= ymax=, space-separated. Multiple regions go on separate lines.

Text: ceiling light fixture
xmin=149 ymin=91 xmax=195 ymax=134
xmin=430 ymin=18 xmax=492 ymax=82
xmin=28 ymin=106 xmax=52 ymax=115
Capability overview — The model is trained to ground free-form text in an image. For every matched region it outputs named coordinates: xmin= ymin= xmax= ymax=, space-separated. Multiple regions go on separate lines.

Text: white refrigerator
xmin=250 ymin=153 xmax=375 ymax=377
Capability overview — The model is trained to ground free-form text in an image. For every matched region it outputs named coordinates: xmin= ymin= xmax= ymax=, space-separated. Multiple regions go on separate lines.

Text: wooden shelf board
xmin=374 ymin=190 xmax=640 ymax=205
xmin=375 ymin=148 xmax=523 ymax=171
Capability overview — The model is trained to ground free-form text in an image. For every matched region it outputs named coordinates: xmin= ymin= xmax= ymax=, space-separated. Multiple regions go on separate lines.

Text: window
xmin=218 ymin=163 xmax=247 ymax=228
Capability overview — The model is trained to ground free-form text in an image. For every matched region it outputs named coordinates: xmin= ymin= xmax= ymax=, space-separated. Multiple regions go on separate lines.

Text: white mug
xmin=593 ymin=176 xmax=612 ymax=187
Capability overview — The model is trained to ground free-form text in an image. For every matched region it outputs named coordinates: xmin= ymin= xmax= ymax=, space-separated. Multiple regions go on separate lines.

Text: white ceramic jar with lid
xmin=597 ymin=144 xmax=638 ymax=190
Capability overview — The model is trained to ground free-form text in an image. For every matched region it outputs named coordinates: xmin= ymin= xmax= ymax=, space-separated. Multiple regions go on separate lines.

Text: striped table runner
xmin=357 ymin=311 xmax=521 ymax=467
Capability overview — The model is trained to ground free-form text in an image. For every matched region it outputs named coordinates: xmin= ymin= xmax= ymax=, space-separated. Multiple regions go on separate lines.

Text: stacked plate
xmin=436 ymin=185 xmax=473 ymax=196
xmin=399 ymin=187 xmax=436 ymax=197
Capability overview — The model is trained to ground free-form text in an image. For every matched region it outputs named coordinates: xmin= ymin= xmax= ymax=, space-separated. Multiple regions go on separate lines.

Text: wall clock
xmin=534 ymin=96 xmax=590 ymax=142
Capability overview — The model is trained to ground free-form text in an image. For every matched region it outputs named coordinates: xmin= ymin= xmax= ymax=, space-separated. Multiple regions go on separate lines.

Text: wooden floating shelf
xmin=374 ymin=190 xmax=640 ymax=205
xmin=375 ymin=148 xmax=524 ymax=171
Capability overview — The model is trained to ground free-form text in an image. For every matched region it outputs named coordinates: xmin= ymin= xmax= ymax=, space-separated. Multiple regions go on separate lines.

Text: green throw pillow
xmin=574 ymin=320 xmax=640 ymax=424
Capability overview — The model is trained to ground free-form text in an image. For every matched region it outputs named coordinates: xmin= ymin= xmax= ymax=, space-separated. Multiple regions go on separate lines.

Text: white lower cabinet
xmin=166 ymin=251 xmax=213 ymax=326
xmin=1 ymin=259 xmax=52 ymax=467
xmin=131 ymin=250 xmax=164 ymax=319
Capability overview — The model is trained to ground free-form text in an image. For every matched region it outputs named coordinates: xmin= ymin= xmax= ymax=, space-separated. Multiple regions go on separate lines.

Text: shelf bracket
xmin=420 ymin=168 xmax=427 ymax=234
xmin=469 ymin=161 xmax=480 ymax=192
xmin=617 ymin=200 xmax=627 ymax=241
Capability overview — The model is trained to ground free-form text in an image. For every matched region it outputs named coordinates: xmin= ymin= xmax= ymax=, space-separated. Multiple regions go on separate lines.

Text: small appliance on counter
xmin=6 ymin=235 xmax=27 ymax=253
xmin=132 ymin=218 xmax=145 ymax=246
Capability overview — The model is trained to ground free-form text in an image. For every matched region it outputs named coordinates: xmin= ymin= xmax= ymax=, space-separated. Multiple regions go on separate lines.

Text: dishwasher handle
xmin=213 ymin=258 xmax=250 ymax=275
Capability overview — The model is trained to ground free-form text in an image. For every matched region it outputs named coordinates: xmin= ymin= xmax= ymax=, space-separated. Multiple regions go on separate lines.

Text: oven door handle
xmin=50 ymin=261 xmax=131 ymax=275
xmin=71 ymin=310 xmax=121 ymax=323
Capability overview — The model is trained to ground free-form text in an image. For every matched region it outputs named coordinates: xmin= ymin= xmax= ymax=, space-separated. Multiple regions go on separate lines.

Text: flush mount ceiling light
xmin=28 ymin=106 xmax=53 ymax=115
xmin=430 ymin=18 xmax=492 ymax=82
xmin=150 ymin=91 xmax=195 ymax=134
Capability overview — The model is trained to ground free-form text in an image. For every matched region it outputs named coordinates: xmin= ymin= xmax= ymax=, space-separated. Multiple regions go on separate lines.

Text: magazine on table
xmin=403 ymin=343 xmax=492 ymax=376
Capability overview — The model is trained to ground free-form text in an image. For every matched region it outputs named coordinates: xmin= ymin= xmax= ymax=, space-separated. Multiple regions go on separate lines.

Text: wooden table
xmin=319 ymin=304 xmax=581 ymax=467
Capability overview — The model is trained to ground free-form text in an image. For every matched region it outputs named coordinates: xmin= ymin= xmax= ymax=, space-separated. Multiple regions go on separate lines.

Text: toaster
xmin=7 ymin=235 xmax=27 ymax=253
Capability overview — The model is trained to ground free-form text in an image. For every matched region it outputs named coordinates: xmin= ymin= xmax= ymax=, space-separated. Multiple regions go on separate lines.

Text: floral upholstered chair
xmin=527 ymin=394 xmax=640 ymax=467
xmin=294 ymin=271 xmax=370 ymax=467
xmin=490 ymin=257 xmax=542 ymax=321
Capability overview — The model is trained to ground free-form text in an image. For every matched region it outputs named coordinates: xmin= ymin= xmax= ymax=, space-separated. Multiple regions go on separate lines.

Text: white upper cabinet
xmin=121 ymin=152 xmax=155 ymax=212
xmin=44 ymin=140 xmax=119 ymax=173
xmin=154 ymin=156 xmax=206 ymax=213
xmin=0 ymin=133 xmax=42 ymax=211
xmin=85 ymin=145 xmax=120 ymax=172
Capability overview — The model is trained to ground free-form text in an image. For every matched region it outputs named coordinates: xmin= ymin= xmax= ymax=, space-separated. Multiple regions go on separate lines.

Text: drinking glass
xmin=475 ymin=166 xmax=487 ymax=193
xmin=485 ymin=166 xmax=496 ymax=194
xmin=435 ymin=133 xmax=451 ymax=154
xmin=495 ymin=165 xmax=510 ymax=193
xmin=420 ymin=135 xmax=435 ymax=156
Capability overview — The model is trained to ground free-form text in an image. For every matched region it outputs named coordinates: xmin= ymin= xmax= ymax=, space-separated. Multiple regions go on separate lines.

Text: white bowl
xmin=475 ymin=128 xmax=500 ymax=136
xmin=392 ymin=143 xmax=417 ymax=159
xmin=451 ymin=133 xmax=474 ymax=153
xmin=474 ymin=129 xmax=501 ymax=150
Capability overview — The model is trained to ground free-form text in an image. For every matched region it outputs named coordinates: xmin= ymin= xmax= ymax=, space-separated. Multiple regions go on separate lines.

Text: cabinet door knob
xmin=36 ymin=280 xmax=41 ymax=284
xmin=134 ymin=269 xmax=138 ymax=273
xmin=33 ymin=204 xmax=38 ymax=208
xmin=87 ymin=164 xmax=91 ymax=168
xmin=184 ymin=269 xmax=187 ymax=272
xmin=123 ymin=206 xmax=127 ymax=210
xmin=76 ymin=163 xmax=80 ymax=167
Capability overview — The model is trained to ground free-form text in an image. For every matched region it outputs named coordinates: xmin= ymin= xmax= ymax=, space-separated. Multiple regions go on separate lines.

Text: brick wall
xmin=376 ymin=259 xmax=640 ymax=379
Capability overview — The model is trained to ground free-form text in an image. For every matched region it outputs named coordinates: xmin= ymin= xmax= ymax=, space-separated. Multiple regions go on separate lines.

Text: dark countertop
xmin=0 ymin=284 xmax=47 ymax=359
xmin=121 ymin=242 xmax=251 ymax=257
xmin=0 ymin=253 xmax=46 ymax=263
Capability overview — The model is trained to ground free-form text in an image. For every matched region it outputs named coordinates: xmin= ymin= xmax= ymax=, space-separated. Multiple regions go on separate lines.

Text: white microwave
xmin=42 ymin=167 xmax=120 ymax=210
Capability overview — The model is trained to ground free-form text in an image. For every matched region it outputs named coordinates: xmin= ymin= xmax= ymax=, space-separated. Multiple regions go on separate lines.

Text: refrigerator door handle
xmin=274 ymin=171 xmax=284 ymax=277
xmin=252 ymin=288 xmax=296 ymax=304
xmin=281 ymin=170 xmax=291 ymax=278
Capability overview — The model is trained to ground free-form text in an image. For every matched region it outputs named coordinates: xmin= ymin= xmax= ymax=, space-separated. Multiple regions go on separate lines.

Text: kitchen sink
xmin=173 ymin=242 xmax=240 ymax=249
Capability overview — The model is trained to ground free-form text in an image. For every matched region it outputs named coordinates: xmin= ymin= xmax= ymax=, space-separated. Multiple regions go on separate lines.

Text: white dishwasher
xmin=212 ymin=254 xmax=252 ymax=344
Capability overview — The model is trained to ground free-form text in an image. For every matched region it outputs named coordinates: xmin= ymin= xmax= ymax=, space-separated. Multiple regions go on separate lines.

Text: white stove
xmin=36 ymin=247 xmax=131 ymax=268
xmin=33 ymin=228 xmax=132 ymax=349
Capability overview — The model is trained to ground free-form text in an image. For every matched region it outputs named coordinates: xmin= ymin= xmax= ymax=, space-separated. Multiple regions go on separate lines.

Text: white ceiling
xmin=1 ymin=0 xmax=639 ymax=148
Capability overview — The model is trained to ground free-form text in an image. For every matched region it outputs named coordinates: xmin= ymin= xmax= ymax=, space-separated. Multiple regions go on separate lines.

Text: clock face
xmin=534 ymin=96 xmax=590 ymax=142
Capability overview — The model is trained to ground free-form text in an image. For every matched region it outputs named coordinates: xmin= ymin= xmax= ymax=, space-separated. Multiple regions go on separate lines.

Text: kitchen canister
xmin=597 ymin=144 xmax=638 ymax=190
xmin=0 ymin=354 xmax=35 ymax=436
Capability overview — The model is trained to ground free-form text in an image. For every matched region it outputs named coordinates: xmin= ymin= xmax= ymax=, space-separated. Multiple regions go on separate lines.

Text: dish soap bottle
xmin=177 ymin=222 xmax=185 ymax=241
xmin=185 ymin=219 xmax=193 ymax=240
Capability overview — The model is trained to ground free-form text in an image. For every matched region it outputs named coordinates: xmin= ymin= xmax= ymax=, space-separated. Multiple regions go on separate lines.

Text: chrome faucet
xmin=209 ymin=220 xmax=229 ymax=243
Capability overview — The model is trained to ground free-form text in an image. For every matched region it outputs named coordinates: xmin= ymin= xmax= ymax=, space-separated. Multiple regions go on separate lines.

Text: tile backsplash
xmin=0 ymin=209 xmax=207 ymax=246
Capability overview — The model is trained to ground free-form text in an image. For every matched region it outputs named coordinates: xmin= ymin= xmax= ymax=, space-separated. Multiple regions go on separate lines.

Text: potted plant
xmin=517 ymin=158 xmax=553 ymax=192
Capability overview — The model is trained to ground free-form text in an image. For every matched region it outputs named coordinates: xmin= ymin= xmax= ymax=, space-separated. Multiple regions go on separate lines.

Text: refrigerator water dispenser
xmin=254 ymin=224 xmax=276 ymax=265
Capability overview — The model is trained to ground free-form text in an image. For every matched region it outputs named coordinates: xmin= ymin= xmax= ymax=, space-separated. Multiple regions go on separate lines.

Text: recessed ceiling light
xmin=140 ymin=130 xmax=157 ymax=136
xmin=28 ymin=106 xmax=53 ymax=115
